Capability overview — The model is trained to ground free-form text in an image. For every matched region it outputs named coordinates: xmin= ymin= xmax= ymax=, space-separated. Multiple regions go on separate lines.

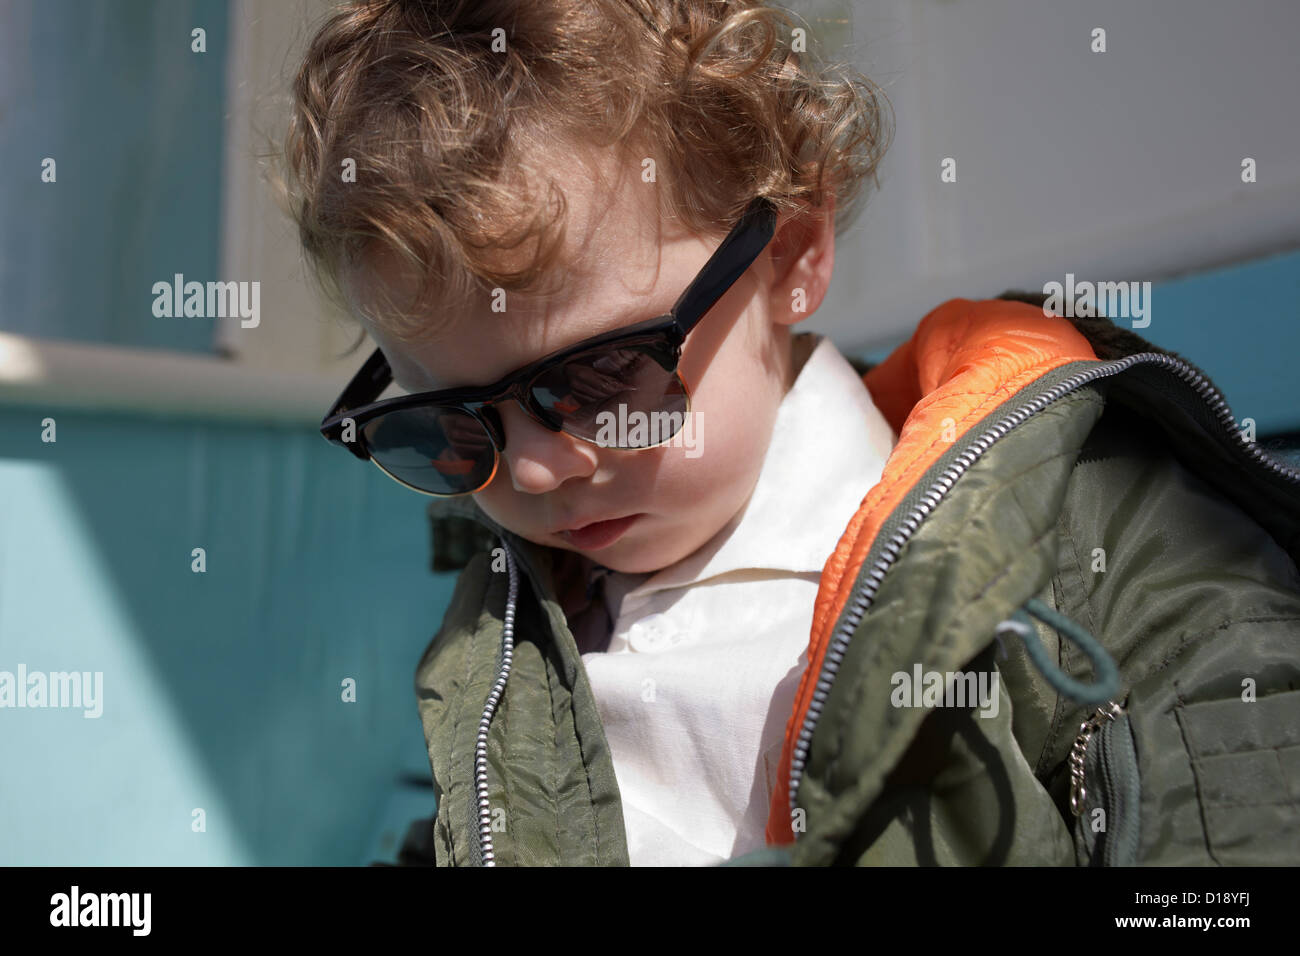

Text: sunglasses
xmin=319 ymin=195 xmax=777 ymax=497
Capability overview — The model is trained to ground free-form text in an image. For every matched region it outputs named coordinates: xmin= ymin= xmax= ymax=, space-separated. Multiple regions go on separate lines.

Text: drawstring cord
xmin=995 ymin=597 xmax=1120 ymax=708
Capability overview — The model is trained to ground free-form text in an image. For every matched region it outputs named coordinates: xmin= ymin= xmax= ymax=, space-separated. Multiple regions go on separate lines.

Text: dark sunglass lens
xmin=531 ymin=345 xmax=688 ymax=448
xmin=362 ymin=406 xmax=495 ymax=494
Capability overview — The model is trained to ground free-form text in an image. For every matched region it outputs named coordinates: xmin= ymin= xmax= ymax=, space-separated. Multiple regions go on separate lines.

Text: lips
xmin=556 ymin=514 xmax=630 ymax=534
xmin=557 ymin=513 xmax=641 ymax=550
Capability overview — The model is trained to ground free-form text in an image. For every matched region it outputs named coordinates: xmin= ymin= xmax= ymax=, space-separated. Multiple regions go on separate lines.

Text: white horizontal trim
xmin=0 ymin=332 xmax=342 ymax=426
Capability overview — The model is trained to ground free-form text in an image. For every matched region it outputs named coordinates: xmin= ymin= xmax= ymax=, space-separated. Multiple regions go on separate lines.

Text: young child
xmin=288 ymin=0 xmax=1300 ymax=866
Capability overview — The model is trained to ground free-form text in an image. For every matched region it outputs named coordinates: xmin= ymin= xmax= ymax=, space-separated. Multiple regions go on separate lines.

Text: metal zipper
xmin=474 ymin=536 xmax=520 ymax=866
xmin=787 ymin=351 xmax=1300 ymax=821
xmin=1069 ymin=698 xmax=1126 ymax=816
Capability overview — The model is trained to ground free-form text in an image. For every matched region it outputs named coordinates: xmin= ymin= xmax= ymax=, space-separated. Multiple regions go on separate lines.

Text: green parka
xmin=401 ymin=295 xmax=1300 ymax=866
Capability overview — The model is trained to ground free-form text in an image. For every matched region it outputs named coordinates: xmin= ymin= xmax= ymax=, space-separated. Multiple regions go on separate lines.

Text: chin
xmin=597 ymin=546 xmax=658 ymax=575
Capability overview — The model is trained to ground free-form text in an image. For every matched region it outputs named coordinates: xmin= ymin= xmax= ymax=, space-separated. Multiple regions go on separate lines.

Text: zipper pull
xmin=1069 ymin=699 xmax=1126 ymax=816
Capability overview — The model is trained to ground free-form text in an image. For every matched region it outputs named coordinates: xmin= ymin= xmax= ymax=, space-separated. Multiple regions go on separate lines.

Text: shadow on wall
xmin=0 ymin=407 xmax=452 ymax=865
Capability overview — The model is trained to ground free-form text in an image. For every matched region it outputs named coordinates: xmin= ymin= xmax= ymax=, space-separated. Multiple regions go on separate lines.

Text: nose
xmin=493 ymin=399 xmax=599 ymax=493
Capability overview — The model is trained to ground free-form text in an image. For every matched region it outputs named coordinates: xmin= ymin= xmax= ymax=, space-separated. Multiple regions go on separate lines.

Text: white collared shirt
xmin=579 ymin=333 xmax=898 ymax=865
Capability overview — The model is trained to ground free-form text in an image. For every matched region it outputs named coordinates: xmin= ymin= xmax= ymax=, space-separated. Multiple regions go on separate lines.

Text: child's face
xmin=346 ymin=150 xmax=833 ymax=575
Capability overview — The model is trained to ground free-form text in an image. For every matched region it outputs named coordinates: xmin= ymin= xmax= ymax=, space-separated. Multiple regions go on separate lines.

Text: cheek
xmin=471 ymin=482 xmax=518 ymax=526
xmin=650 ymin=395 xmax=763 ymax=496
xmin=683 ymin=365 xmax=775 ymax=466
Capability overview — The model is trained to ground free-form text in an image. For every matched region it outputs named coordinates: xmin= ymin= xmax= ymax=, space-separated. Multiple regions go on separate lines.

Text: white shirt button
xmin=627 ymin=613 xmax=681 ymax=653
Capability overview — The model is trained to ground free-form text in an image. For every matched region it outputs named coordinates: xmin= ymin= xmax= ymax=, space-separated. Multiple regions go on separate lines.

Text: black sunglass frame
xmin=319 ymin=195 xmax=777 ymax=482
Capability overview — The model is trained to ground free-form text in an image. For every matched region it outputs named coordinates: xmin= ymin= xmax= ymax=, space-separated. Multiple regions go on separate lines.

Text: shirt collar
xmin=619 ymin=332 xmax=897 ymax=598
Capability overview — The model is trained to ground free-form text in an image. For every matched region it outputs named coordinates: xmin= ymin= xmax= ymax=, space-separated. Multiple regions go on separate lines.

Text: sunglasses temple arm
xmin=326 ymin=347 xmax=393 ymax=419
xmin=668 ymin=198 xmax=776 ymax=337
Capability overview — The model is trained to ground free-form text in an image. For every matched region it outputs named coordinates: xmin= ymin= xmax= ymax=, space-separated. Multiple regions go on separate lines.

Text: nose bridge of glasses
xmin=476 ymin=380 xmax=565 ymax=451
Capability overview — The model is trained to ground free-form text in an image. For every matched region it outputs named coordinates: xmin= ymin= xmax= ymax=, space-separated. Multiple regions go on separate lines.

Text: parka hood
xmin=765 ymin=298 xmax=1102 ymax=843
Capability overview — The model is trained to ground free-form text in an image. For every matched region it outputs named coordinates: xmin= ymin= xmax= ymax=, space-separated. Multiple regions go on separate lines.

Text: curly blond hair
xmin=277 ymin=0 xmax=892 ymax=349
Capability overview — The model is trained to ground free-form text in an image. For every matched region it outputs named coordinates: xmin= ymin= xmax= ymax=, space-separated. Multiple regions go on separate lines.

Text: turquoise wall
xmin=859 ymin=248 xmax=1300 ymax=440
xmin=1126 ymin=248 xmax=1300 ymax=438
xmin=0 ymin=406 xmax=450 ymax=864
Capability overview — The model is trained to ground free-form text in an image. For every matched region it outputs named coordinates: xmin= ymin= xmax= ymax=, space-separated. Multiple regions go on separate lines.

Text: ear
xmin=764 ymin=196 xmax=836 ymax=327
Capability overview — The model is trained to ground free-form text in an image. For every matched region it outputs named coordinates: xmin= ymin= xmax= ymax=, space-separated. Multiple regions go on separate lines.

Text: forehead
xmin=348 ymin=153 xmax=716 ymax=392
